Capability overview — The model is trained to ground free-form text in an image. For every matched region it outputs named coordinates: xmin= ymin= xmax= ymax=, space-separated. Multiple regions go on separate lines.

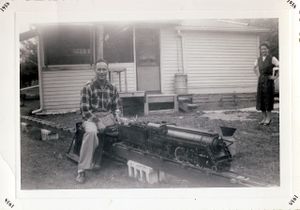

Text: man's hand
xmin=97 ymin=120 xmax=106 ymax=133
xmin=115 ymin=109 xmax=122 ymax=124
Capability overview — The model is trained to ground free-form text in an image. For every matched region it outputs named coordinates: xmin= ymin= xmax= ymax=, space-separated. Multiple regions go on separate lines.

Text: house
xmin=20 ymin=20 xmax=268 ymax=114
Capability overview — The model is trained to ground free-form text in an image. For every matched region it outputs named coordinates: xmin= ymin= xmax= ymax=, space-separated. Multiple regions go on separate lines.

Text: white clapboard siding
xmin=42 ymin=68 xmax=94 ymax=111
xmin=160 ymin=28 xmax=183 ymax=94
xmin=42 ymin=63 xmax=135 ymax=112
xmin=183 ymin=31 xmax=259 ymax=94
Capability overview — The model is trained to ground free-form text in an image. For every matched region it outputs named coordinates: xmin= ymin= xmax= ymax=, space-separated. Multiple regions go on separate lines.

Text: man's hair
xmin=96 ymin=58 xmax=108 ymax=65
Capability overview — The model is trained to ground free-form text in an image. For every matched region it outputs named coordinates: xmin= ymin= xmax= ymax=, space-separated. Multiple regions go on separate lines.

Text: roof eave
xmin=175 ymin=26 xmax=269 ymax=33
xmin=20 ymin=29 xmax=38 ymax=41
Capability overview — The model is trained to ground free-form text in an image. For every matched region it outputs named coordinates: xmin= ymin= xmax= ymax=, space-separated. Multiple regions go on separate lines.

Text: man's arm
xmin=272 ymin=56 xmax=279 ymax=67
xmin=270 ymin=56 xmax=279 ymax=80
xmin=111 ymin=87 xmax=122 ymax=119
xmin=80 ymin=86 xmax=98 ymax=122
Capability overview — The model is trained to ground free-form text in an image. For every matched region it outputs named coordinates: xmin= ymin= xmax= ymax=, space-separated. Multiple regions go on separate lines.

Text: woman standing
xmin=254 ymin=43 xmax=279 ymax=126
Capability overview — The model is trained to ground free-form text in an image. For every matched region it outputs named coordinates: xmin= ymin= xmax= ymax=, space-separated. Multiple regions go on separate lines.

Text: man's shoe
xmin=92 ymin=163 xmax=101 ymax=171
xmin=76 ymin=171 xmax=86 ymax=183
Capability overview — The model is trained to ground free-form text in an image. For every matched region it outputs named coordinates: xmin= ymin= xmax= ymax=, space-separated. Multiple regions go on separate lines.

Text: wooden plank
xmin=120 ymin=91 xmax=145 ymax=98
xmin=147 ymin=96 xmax=175 ymax=103
xmin=148 ymin=109 xmax=176 ymax=114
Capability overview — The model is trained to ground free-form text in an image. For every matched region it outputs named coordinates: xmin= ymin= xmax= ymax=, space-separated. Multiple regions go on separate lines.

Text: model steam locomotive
xmin=68 ymin=121 xmax=234 ymax=172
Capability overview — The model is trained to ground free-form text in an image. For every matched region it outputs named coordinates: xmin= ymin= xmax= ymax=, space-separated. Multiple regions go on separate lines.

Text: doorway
xmin=135 ymin=28 xmax=161 ymax=92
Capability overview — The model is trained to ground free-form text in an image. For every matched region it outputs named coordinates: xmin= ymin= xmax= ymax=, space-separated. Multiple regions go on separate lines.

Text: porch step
xmin=178 ymin=101 xmax=199 ymax=112
xmin=187 ymin=103 xmax=199 ymax=109
xmin=178 ymin=94 xmax=200 ymax=112
xmin=144 ymin=94 xmax=178 ymax=115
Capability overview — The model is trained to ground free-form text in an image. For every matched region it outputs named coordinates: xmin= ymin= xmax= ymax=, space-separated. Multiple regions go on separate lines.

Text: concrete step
xmin=179 ymin=101 xmax=199 ymax=112
xmin=187 ymin=103 xmax=199 ymax=109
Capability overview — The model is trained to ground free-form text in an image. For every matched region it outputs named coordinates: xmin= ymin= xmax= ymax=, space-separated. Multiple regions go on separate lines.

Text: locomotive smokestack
xmin=220 ymin=126 xmax=237 ymax=157
xmin=220 ymin=126 xmax=236 ymax=137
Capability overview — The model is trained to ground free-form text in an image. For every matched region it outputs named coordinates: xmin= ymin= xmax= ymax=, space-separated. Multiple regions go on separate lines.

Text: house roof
xmin=20 ymin=29 xmax=38 ymax=41
xmin=176 ymin=19 xmax=269 ymax=33
xmin=20 ymin=19 xmax=269 ymax=42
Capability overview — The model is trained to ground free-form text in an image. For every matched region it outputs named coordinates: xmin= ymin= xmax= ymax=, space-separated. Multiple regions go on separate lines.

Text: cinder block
xmin=40 ymin=129 xmax=59 ymax=141
xmin=21 ymin=122 xmax=29 ymax=133
xmin=127 ymin=160 xmax=159 ymax=184
xmin=158 ymin=170 xmax=166 ymax=182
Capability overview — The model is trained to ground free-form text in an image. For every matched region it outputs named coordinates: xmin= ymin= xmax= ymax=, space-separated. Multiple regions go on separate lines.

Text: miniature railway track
xmin=21 ymin=115 xmax=271 ymax=187
xmin=110 ymin=142 xmax=271 ymax=187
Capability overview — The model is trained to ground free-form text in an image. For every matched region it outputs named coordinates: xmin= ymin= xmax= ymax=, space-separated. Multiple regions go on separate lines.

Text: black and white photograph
xmin=19 ymin=18 xmax=280 ymax=188
xmin=0 ymin=0 xmax=299 ymax=209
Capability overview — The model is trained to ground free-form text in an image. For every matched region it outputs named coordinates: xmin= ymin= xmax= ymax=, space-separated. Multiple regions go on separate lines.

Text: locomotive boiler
xmin=117 ymin=122 xmax=233 ymax=171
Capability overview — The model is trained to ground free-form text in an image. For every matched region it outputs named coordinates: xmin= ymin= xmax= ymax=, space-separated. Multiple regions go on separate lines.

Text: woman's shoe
xmin=259 ymin=120 xmax=265 ymax=125
xmin=263 ymin=120 xmax=272 ymax=126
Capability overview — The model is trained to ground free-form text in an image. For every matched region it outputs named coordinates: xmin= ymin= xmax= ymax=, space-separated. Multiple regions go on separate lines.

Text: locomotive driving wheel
xmin=174 ymin=146 xmax=188 ymax=162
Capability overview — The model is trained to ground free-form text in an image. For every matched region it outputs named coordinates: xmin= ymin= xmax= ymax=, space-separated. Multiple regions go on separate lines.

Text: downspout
xmin=176 ymin=29 xmax=185 ymax=74
xmin=32 ymin=34 xmax=44 ymax=114
xmin=174 ymin=28 xmax=188 ymax=95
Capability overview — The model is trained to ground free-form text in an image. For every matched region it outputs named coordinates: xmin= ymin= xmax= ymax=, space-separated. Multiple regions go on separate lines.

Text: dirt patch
xmin=202 ymin=111 xmax=254 ymax=121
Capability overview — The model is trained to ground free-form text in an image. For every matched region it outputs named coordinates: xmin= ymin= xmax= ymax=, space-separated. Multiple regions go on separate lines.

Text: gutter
xmin=175 ymin=25 xmax=269 ymax=33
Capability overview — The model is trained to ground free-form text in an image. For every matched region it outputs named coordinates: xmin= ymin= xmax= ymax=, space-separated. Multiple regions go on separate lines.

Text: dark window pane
xmin=43 ymin=25 xmax=92 ymax=65
xmin=103 ymin=25 xmax=133 ymax=63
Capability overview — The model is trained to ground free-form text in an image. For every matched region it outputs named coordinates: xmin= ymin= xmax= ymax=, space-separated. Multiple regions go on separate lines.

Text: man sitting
xmin=76 ymin=59 xmax=121 ymax=183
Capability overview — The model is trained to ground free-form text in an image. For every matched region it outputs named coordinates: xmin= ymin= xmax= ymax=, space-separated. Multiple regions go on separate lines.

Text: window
xmin=43 ymin=25 xmax=93 ymax=65
xmin=103 ymin=25 xmax=133 ymax=63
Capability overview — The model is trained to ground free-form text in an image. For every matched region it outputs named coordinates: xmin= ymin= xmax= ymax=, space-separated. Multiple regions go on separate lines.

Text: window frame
xmin=41 ymin=24 xmax=95 ymax=69
xmin=103 ymin=24 xmax=134 ymax=63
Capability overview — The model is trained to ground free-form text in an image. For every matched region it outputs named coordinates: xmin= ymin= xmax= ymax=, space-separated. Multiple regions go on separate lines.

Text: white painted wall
xmin=182 ymin=31 xmax=259 ymax=94
xmin=160 ymin=28 xmax=183 ymax=94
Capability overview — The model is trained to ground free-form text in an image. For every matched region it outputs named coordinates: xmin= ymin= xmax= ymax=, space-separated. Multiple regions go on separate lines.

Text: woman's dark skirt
xmin=256 ymin=75 xmax=274 ymax=111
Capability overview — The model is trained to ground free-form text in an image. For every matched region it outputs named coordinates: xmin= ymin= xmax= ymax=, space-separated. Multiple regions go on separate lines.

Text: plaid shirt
xmin=80 ymin=78 xmax=121 ymax=122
